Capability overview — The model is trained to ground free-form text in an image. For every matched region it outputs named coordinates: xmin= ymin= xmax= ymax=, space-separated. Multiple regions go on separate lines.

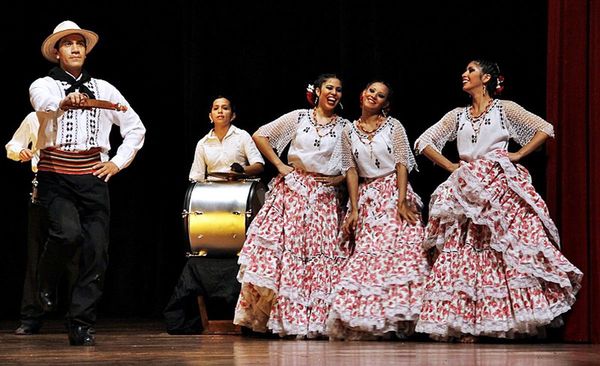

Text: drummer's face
xmin=209 ymin=98 xmax=235 ymax=126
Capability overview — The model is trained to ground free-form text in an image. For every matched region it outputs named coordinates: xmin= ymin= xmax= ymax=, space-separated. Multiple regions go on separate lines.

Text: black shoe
xmin=14 ymin=323 xmax=41 ymax=335
xmin=67 ymin=322 xmax=95 ymax=346
xmin=39 ymin=291 xmax=57 ymax=312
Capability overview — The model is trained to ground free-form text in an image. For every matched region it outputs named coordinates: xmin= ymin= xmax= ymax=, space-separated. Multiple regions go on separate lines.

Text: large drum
xmin=182 ymin=179 xmax=266 ymax=257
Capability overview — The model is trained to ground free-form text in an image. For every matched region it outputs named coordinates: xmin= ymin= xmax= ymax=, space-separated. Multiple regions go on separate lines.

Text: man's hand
xmin=93 ymin=161 xmax=120 ymax=182
xmin=59 ymin=92 xmax=89 ymax=110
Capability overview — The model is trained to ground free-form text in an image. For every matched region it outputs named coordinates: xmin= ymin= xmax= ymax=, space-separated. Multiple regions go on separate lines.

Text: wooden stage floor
xmin=1 ymin=319 xmax=599 ymax=365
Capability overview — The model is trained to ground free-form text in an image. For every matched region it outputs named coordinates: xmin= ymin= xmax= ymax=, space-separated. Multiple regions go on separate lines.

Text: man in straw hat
xmin=29 ymin=20 xmax=146 ymax=346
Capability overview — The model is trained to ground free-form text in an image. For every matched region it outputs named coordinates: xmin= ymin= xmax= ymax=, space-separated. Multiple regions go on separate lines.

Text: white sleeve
xmin=189 ymin=140 xmax=207 ymax=182
xmin=392 ymin=119 xmax=417 ymax=172
xmin=100 ymin=81 xmax=146 ymax=170
xmin=414 ymin=108 xmax=460 ymax=154
xmin=6 ymin=113 xmax=38 ymax=161
xmin=29 ymin=77 xmax=62 ymax=112
xmin=242 ymin=131 xmax=265 ymax=165
xmin=340 ymin=123 xmax=356 ymax=175
xmin=254 ymin=109 xmax=301 ymax=155
xmin=503 ymin=100 xmax=555 ymax=146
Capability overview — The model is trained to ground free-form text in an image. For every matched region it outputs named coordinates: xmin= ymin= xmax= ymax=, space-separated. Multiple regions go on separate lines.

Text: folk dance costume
xmin=31 ymin=69 xmax=145 ymax=170
xmin=414 ymin=99 xmax=582 ymax=338
xmin=234 ymin=109 xmax=349 ymax=337
xmin=189 ymin=125 xmax=264 ymax=181
xmin=30 ymin=68 xmax=145 ymax=328
xmin=327 ymin=117 xmax=430 ymax=340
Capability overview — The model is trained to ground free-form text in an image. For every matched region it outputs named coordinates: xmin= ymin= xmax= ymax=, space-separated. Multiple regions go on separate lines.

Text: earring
xmin=483 ymin=86 xmax=487 ymax=96
xmin=339 ymin=102 xmax=344 ymax=110
xmin=381 ymin=109 xmax=388 ymax=118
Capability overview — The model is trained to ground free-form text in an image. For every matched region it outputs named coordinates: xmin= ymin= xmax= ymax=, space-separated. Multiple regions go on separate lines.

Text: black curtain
xmin=0 ymin=0 xmax=547 ymax=319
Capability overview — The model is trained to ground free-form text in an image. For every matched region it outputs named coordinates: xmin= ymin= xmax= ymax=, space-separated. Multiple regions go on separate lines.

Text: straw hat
xmin=41 ymin=20 xmax=99 ymax=63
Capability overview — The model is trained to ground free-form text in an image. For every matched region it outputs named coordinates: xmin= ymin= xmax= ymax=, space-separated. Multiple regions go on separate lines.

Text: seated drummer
xmin=189 ymin=95 xmax=265 ymax=182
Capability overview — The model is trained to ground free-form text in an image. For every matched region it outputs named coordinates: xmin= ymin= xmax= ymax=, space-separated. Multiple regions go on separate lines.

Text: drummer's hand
xmin=230 ymin=162 xmax=245 ymax=173
xmin=276 ymin=163 xmax=294 ymax=177
xmin=93 ymin=161 xmax=120 ymax=182
xmin=314 ymin=174 xmax=345 ymax=186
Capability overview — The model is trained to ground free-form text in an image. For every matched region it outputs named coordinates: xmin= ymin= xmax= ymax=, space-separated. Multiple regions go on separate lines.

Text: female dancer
xmin=327 ymin=81 xmax=430 ymax=340
xmin=234 ymin=74 xmax=349 ymax=338
xmin=414 ymin=60 xmax=583 ymax=341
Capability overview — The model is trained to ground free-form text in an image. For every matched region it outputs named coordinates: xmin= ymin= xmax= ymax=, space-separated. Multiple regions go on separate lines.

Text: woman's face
xmin=209 ymin=97 xmax=235 ymax=126
xmin=361 ymin=82 xmax=389 ymax=113
xmin=461 ymin=61 xmax=490 ymax=94
xmin=316 ymin=78 xmax=343 ymax=111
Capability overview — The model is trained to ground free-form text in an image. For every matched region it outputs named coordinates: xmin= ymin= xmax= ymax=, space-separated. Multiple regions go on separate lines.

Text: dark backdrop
xmin=0 ymin=1 xmax=547 ymax=320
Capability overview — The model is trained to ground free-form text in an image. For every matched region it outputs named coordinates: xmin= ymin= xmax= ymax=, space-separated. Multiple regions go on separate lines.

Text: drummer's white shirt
xmin=189 ymin=125 xmax=265 ymax=182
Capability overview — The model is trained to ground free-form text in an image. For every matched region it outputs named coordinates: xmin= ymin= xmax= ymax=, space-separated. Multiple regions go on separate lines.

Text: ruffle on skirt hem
xmin=234 ymin=170 xmax=348 ymax=336
xmin=416 ymin=149 xmax=583 ymax=338
xmin=328 ymin=173 xmax=430 ymax=339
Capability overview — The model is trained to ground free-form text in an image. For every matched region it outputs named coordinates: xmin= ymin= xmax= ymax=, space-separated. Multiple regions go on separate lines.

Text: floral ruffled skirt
xmin=234 ymin=170 xmax=348 ymax=337
xmin=327 ymin=173 xmax=430 ymax=340
xmin=415 ymin=149 xmax=583 ymax=338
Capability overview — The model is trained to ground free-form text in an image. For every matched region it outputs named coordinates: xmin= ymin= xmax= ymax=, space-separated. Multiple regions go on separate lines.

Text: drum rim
xmin=182 ymin=182 xmax=197 ymax=249
xmin=245 ymin=180 xmax=266 ymax=228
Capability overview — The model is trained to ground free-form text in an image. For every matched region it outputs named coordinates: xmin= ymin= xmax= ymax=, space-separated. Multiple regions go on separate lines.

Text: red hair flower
xmin=495 ymin=75 xmax=505 ymax=95
xmin=306 ymin=84 xmax=316 ymax=107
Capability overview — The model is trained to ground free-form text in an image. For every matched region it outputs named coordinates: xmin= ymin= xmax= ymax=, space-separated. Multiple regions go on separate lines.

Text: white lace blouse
xmin=342 ymin=117 xmax=417 ymax=178
xmin=254 ymin=109 xmax=348 ymax=175
xmin=414 ymin=100 xmax=555 ymax=162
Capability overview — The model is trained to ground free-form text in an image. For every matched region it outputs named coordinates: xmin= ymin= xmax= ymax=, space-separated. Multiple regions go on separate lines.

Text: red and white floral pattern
xmin=327 ymin=173 xmax=430 ymax=339
xmin=416 ymin=149 xmax=583 ymax=338
xmin=234 ymin=170 xmax=348 ymax=336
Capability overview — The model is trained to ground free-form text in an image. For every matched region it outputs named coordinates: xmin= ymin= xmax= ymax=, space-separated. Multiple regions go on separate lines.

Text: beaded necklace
xmin=467 ymin=98 xmax=495 ymax=143
xmin=357 ymin=115 xmax=384 ymax=139
xmin=355 ymin=116 xmax=386 ymax=162
xmin=310 ymin=108 xmax=337 ymax=148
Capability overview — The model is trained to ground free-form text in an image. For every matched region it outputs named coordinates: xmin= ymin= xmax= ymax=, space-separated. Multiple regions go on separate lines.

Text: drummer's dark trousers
xmin=37 ymin=171 xmax=110 ymax=326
